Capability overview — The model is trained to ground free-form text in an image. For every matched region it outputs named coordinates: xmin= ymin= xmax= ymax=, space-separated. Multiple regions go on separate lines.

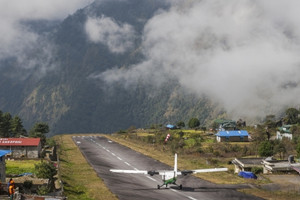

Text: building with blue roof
xmin=215 ymin=130 xmax=249 ymax=142
xmin=0 ymin=150 xmax=11 ymax=182
xmin=165 ymin=124 xmax=177 ymax=129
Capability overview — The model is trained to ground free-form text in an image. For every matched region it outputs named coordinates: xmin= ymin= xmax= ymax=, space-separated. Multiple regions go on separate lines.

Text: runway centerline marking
xmin=146 ymin=176 xmax=157 ymax=182
xmin=170 ymin=189 xmax=198 ymax=200
xmin=91 ymin=138 xmax=198 ymax=200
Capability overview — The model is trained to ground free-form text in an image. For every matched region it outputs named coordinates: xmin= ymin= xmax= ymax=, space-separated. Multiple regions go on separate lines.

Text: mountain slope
xmin=0 ymin=0 xmax=220 ymax=135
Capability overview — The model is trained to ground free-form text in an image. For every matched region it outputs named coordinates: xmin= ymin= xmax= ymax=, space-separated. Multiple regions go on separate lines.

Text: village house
xmin=232 ymin=157 xmax=264 ymax=173
xmin=262 ymin=156 xmax=300 ymax=174
xmin=276 ymin=125 xmax=293 ymax=140
xmin=214 ymin=119 xmax=237 ymax=131
xmin=0 ymin=138 xmax=41 ymax=158
xmin=165 ymin=124 xmax=177 ymax=130
xmin=215 ymin=130 xmax=249 ymax=142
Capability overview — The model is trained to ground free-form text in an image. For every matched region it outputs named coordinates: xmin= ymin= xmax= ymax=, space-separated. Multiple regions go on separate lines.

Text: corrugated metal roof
xmin=216 ymin=130 xmax=249 ymax=137
xmin=0 ymin=150 xmax=11 ymax=157
xmin=0 ymin=138 xmax=41 ymax=146
xmin=166 ymin=124 xmax=176 ymax=129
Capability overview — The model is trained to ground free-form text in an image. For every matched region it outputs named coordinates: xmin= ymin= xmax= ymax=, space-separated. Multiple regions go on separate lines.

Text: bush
xmin=46 ymin=138 xmax=56 ymax=148
xmin=37 ymin=185 xmax=50 ymax=195
xmin=35 ymin=162 xmax=56 ymax=180
xmin=184 ymin=138 xmax=196 ymax=148
xmin=251 ymin=167 xmax=263 ymax=174
xmin=258 ymin=141 xmax=273 ymax=157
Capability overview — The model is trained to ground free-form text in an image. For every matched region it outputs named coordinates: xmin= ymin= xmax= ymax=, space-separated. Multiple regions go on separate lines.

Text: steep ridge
xmin=0 ymin=0 xmax=218 ymax=135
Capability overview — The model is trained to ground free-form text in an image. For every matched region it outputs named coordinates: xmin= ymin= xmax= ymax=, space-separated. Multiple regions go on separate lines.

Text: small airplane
xmin=110 ymin=153 xmax=228 ymax=189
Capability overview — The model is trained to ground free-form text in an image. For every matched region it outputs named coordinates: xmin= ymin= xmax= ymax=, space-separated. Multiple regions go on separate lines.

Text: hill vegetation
xmin=104 ymin=107 xmax=300 ymax=200
xmin=55 ymin=134 xmax=117 ymax=200
xmin=0 ymin=0 xmax=223 ymax=135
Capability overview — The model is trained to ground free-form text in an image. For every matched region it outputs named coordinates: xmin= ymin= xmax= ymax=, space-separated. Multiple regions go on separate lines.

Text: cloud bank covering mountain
xmin=1 ymin=0 xmax=300 ymax=134
xmin=98 ymin=0 xmax=300 ymax=119
xmin=0 ymin=0 xmax=93 ymax=77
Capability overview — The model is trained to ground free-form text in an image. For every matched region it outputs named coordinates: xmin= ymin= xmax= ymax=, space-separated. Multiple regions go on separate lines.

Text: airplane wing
xmin=110 ymin=169 xmax=159 ymax=176
xmin=179 ymin=168 xmax=228 ymax=175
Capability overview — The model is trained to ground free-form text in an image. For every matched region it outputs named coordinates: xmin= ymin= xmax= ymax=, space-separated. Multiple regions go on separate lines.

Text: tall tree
xmin=29 ymin=122 xmax=49 ymax=147
xmin=284 ymin=108 xmax=299 ymax=124
xmin=1 ymin=112 xmax=12 ymax=137
xmin=10 ymin=116 xmax=27 ymax=137
xmin=274 ymin=141 xmax=286 ymax=159
xmin=188 ymin=118 xmax=200 ymax=129
xmin=258 ymin=141 xmax=273 ymax=157
xmin=176 ymin=121 xmax=185 ymax=128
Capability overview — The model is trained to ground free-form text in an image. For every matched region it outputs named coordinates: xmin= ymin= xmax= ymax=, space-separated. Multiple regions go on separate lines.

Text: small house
xmin=262 ymin=156 xmax=300 ymax=174
xmin=276 ymin=125 xmax=293 ymax=140
xmin=214 ymin=119 xmax=237 ymax=131
xmin=215 ymin=130 xmax=249 ymax=142
xmin=0 ymin=150 xmax=11 ymax=182
xmin=0 ymin=138 xmax=41 ymax=158
xmin=232 ymin=157 xmax=264 ymax=173
xmin=166 ymin=124 xmax=177 ymax=130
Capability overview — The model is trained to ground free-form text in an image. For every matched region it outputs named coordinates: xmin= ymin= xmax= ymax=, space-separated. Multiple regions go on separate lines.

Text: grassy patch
xmin=106 ymin=134 xmax=296 ymax=200
xmin=6 ymin=160 xmax=41 ymax=175
xmin=105 ymin=134 xmax=249 ymax=184
xmin=239 ymin=188 xmax=300 ymax=200
xmin=54 ymin=134 xmax=118 ymax=200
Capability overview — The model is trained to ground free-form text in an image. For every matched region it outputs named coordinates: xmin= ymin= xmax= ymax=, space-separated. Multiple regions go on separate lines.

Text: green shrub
xmin=35 ymin=162 xmax=56 ymax=180
xmin=184 ymin=138 xmax=196 ymax=148
xmin=251 ymin=167 xmax=263 ymax=174
xmin=37 ymin=185 xmax=50 ymax=195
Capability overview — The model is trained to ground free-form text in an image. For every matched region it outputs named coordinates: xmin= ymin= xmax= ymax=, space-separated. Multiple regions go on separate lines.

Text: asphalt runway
xmin=73 ymin=136 xmax=263 ymax=200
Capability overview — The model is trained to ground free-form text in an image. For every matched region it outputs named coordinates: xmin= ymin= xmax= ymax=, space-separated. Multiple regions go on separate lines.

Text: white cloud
xmin=85 ymin=16 xmax=136 ymax=53
xmin=0 ymin=0 xmax=94 ymax=20
xmin=99 ymin=0 xmax=300 ymax=120
xmin=0 ymin=0 xmax=93 ymax=75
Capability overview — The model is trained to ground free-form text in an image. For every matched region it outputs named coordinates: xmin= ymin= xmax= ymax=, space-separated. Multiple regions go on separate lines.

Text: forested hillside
xmin=0 ymin=0 xmax=221 ymax=135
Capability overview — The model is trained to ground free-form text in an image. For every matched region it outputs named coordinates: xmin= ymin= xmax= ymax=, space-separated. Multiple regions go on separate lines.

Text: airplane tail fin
xmin=174 ymin=153 xmax=178 ymax=175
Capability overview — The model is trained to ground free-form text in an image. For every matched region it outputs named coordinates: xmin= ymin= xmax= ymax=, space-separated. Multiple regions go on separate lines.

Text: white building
xmin=276 ymin=125 xmax=293 ymax=140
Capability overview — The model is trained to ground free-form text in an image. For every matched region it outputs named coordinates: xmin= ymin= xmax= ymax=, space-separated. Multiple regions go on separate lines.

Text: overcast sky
xmin=99 ymin=0 xmax=300 ymax=120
